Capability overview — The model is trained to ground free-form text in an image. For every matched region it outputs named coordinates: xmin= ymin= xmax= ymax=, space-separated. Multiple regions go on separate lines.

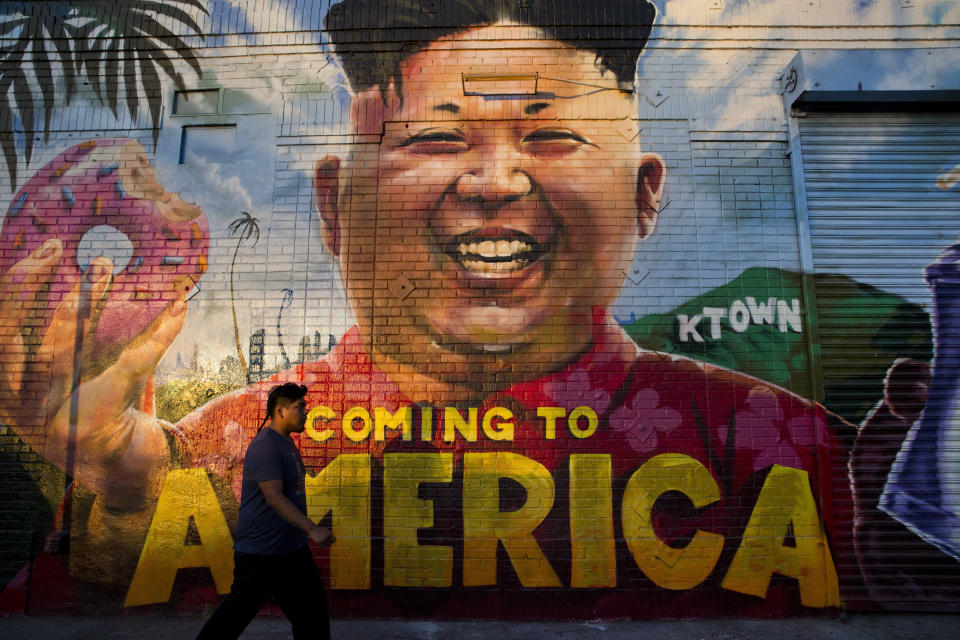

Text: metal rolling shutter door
xmin=799 ymin=112 xmax=960 ymax=606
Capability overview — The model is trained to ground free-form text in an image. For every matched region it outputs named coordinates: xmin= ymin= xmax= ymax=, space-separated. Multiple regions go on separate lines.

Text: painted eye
xmin=521 ymin=129 xmax=593 ymax=157
xmin=398 ymin=131 xmax=468 ymax=154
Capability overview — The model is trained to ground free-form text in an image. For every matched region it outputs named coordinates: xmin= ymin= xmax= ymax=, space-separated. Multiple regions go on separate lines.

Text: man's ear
xmin=314 ymin=156 xmax=341 ymax=256
xmin=636 ymin=153 xmax=666 ymax=239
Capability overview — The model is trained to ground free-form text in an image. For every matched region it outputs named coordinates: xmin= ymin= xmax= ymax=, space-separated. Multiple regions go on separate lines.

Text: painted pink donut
xmin=0 ymin=138 xmax=209 ymax=370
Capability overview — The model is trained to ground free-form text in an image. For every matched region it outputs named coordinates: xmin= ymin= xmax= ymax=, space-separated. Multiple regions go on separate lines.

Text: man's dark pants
xmin=196 ymin=545 xmax=330 ymax=640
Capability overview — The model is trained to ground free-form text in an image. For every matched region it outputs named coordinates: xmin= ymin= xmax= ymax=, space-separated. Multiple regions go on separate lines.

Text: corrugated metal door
xmin=800 ymin=113 xmax=959 ymax=420
xmin=798 ymin=112 xmax=960 ymax=607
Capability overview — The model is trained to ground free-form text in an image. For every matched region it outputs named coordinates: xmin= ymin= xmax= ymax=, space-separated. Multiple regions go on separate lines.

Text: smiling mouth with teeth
xmin=448 ymin=232 xmax=544 ymax=276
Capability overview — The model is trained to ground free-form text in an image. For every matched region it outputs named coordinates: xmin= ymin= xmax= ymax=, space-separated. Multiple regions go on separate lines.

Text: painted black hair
xmin=260 ymin=383 xmax=309 ymax=430
xmin=324 ymin=0 xmax=657 ymax=95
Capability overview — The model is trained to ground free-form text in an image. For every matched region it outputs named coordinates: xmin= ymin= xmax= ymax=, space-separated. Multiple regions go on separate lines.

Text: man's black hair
xmin=324 ymin=0 xmax=657 ymax=96
xmin=262 ymin=383 xmax=309 ymax=429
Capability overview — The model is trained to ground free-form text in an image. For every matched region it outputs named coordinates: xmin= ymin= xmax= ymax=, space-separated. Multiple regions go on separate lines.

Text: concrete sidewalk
xmin=1 ymin=614 xmax=958 ymax=640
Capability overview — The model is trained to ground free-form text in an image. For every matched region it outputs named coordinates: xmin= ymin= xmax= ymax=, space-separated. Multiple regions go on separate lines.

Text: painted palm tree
xmin=277 ymin=288 xmax=294 ymax=371
xmin=228 ymin=211 xmax=261 ymax=383
xmin=0 ymin=0 xmax=207 ymax=189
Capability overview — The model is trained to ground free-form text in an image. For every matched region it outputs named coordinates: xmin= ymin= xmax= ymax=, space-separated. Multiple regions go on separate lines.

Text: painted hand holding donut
xmin=1 ymin=138 xmax=208 ymax=373
xmin=0 ymin=138 xmax=207 ymax=510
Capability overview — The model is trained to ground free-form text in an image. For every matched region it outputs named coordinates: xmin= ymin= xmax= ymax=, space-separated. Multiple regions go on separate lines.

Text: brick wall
xmin=1 ymin=0 xmax=958 ymax=619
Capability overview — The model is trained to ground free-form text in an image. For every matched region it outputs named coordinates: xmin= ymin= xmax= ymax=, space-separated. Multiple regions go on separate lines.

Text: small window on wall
xmin=173 ymin=89 xmax=220 ymax=115
xmin=179 ymin=124 xmax=237 ymax=164
xmin=173 ymin=88 xmax=272 ymax=116
xmin=168 ymin=87 xmax=272 ymax=166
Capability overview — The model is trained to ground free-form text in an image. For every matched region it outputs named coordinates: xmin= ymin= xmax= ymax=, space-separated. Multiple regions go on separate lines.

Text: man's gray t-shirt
xmin=234 ymin=427 xmax=309 ymax=555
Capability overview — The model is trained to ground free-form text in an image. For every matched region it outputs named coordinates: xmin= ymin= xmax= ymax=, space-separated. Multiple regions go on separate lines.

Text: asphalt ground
xmin=2 ymin=614 xmax=959 ymax=639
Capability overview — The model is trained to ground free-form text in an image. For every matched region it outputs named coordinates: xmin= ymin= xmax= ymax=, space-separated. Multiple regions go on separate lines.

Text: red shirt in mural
xmin=175 ymin=310 xmax=854 ymax=618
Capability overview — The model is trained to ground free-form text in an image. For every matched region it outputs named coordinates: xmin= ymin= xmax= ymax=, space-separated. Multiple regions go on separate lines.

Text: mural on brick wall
xmin=1 ymin=0 xmax=959 ymax=619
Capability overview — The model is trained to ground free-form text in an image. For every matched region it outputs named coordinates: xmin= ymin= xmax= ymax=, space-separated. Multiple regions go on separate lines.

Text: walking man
xmin=196 ymin=383 xmax=334 ymax=639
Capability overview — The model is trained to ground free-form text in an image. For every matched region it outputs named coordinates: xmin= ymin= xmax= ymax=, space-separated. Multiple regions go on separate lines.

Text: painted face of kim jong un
xmin=314 ymin=19 xmax=665 ymax=401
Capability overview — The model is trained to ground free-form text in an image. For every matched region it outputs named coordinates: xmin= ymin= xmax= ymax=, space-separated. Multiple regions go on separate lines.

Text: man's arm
xmin=850 ymin=358 xmax=960 ymax=604
xmin=258 ymin=479 xmax=335 ymax=547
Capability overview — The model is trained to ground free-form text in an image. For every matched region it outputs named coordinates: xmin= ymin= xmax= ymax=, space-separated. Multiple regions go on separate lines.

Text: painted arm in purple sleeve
xmin=880 ymin=245 xmax=960 ymax=559
xmin=851 ymin=243 xmax=960 ymax=607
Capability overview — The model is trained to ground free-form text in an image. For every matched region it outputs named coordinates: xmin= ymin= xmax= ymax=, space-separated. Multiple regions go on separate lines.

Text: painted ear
xmin=636 ymin=153 xmax=666 ymax=239
xmin=314 ymin=156 xmax=341 ymax=256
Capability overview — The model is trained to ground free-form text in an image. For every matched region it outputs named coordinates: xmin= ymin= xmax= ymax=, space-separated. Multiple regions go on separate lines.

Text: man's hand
xmin=0 ymin=239 xmax=189 ymax=512
xmin=0 ymin=138 xmax=208 ymax=516
xmin=848 ymin=357 xmax=960 ymax=601
xmin=260 ymin=480 xmax=337 ymax=547
xmin=309 ymin=525 xmax=336 ymax=548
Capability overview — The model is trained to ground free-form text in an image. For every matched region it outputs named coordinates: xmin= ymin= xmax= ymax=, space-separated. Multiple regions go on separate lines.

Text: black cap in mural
xmin=324 ymin=0 xmax=658 ymax=93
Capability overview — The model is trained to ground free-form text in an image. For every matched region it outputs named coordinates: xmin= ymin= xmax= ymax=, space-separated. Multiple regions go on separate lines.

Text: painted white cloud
xmin=163 ymin=158 xmax=256 ymax=217
xmin=649 ymin=0 xmax=960 ymax=130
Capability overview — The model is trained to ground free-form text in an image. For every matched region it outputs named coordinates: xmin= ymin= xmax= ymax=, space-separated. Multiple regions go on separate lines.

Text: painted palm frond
xmin=228 ymin=210 xmax=262 ymax=245
xmin=0 ymin=1 xmax=208 ymax=189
